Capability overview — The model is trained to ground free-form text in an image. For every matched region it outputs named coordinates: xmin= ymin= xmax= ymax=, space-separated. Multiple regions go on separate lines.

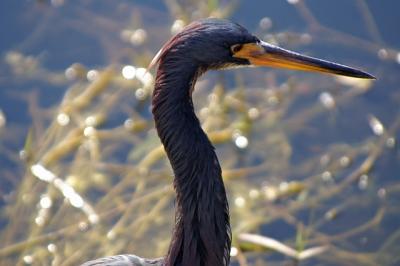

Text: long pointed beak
xmin=233 ymin=41 xmax=375 ymax=79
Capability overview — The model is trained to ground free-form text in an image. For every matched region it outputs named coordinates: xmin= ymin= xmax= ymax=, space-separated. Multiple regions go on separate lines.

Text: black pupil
xmin=232 ymin=44 xmax=243 ymax=53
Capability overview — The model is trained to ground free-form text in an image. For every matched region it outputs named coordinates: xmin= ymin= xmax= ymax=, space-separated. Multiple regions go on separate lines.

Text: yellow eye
xmin=231 ymin=44 xmax=243 ymax=54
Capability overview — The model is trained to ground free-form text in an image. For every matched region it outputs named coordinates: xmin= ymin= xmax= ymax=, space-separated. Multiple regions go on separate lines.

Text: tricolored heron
xmin=81 ymin=18 xmax=374 ymax=266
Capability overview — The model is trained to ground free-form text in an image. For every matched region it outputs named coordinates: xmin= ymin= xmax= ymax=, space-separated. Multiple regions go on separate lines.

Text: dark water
xmin=1 ymin=1 xmax=399 ymax=265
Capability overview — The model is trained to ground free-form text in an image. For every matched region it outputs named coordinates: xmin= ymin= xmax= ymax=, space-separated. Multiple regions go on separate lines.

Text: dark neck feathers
xmin=152 ymin=56 xmax=231 ymax=266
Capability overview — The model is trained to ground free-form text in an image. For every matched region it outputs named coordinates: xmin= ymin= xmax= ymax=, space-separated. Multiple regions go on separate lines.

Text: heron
xmin=81 ymin=18 xmax=374 ymax=266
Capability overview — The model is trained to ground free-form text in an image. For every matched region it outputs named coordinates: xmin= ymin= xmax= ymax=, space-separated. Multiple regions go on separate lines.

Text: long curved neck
xmin=152 ymin=60 xmax=231 ymax=266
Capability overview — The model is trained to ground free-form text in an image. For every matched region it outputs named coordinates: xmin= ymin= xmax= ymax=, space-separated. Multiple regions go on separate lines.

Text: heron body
xmin=81 ymin=255 xmax=162 ymax=266
xmin=81 ymin=18 xmax=373 ymax=266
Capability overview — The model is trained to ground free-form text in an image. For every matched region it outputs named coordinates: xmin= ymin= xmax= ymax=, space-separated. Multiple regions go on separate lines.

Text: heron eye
xmin=231 ymin=44 xmax=243 ymax=54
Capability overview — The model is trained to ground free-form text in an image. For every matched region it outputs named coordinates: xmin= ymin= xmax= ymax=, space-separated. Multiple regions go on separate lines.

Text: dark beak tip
xmin=342 ymin=67 xmax=376 ymax=80
xmin=358 ymin=71 xmax=376 ymax=80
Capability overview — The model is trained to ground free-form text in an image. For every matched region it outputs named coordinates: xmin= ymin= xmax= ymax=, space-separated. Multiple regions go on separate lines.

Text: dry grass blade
xmin=238 ymin=233 xmax=328 ymax=261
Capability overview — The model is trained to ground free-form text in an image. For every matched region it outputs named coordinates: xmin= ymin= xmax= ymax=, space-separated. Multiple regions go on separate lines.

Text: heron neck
xmin=152 ymin=63 xmax=231 ymax=266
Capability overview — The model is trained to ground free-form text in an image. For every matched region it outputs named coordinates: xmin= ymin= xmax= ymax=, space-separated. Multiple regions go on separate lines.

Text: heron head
xmin=151 ymin=18 xmax=374 ymax=79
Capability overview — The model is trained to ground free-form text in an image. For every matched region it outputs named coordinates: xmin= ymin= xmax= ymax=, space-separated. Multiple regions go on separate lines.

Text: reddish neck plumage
xmin=152 ymin=58 xmax=231 ymax=266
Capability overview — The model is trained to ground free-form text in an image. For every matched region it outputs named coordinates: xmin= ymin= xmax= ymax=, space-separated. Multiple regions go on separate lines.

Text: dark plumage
xmin=81 ymin=18 xmax=374 ymax=266
xmin=151 ymin=19 xmax=250 ymax=266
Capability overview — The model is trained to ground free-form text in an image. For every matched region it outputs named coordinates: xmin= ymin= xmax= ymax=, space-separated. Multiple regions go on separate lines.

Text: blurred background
xmin=0 ymin=0 xmax=399 ymax=265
